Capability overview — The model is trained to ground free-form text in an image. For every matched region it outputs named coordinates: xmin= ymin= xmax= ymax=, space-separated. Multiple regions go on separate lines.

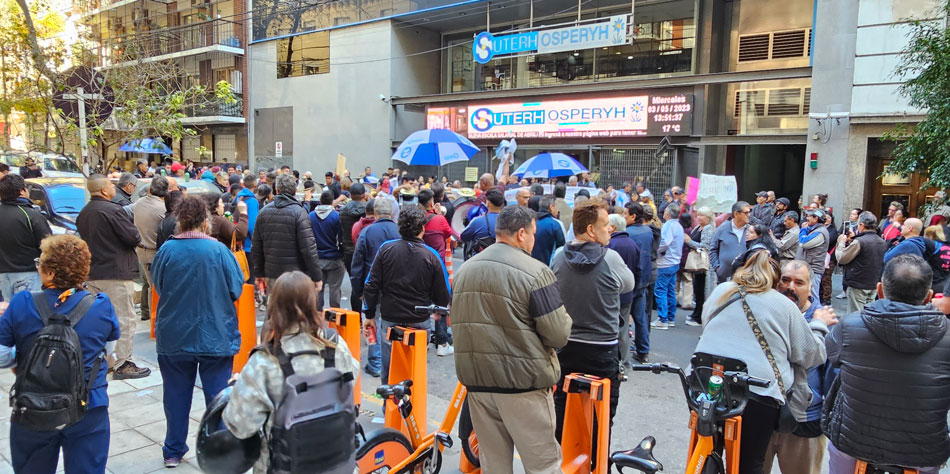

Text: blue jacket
xmin=607 ymin=231 xmax=641 ymax=305
xmin=151 ymin=236 xmax=245 ymax=356
xmin=709 ymin=220 xmax=748 ymax=283
xmin=626 ymin=224 xmax=655 ymax=290
xmin=802 ymin=298 xmax=828 ymax=422
xmin=460 ymin=212 xmax=498 ymax=243
xmin=883 ymin=236 xmax=930 ymax=264
xmin=308 ymin=205 xmax=343 ymax=260
xmin=531 ymin=211 xmax=565 ymax=266
xmin=236 ymin=187 xmax=259 ymax=252
xmin=201 ymin=170 xmax=216 ymax=184
xmin=0 ymin=289 xmax=119 ymax=409
xmin=351 ymin=218 xmax=400 ymax=296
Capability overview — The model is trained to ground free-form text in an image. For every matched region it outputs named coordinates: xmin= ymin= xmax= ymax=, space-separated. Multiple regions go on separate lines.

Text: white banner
xmin=693 ymin=174 xmax=738 ymax=213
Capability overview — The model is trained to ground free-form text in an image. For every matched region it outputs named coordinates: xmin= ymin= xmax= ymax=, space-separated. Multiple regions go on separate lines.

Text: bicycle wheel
xmin=458 ymin=399 xmax=480 ymax=468
xmin=701 ymin=452 xmax=725 ymax=474
xmin=356 ymin=428 xmax=414 ymax=473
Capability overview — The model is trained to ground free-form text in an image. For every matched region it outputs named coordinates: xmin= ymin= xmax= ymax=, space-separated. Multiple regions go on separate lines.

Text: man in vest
xmin=835 ymin=211 xmax=886 ymax=313
xmin=797 ymin=208 xmax=830 ymax=303
xmin=824 ymin=254 xmax=950 ymax=473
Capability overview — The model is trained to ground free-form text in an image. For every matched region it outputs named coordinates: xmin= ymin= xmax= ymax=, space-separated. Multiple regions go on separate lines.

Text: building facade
xmin=805 ymin=0 xmax=940 ymax=219
xmin=76 ymin=0 xmax=250 ymax=165
xmin=248 ymin=0 xmax=815 ymax=200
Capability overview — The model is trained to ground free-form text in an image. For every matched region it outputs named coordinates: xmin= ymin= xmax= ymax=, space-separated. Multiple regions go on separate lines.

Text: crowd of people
xmin=1 ymin=156 xmax=950 ymax=474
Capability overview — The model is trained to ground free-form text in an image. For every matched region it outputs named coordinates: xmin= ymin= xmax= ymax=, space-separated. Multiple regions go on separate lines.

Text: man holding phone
xmin=835 ymin=211 xmax=886 ymax=313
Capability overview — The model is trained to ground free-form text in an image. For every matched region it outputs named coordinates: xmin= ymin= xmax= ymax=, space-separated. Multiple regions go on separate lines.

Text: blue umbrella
xmin=119 ymin=137 xmax=172 ymax=154
xmin=392 ymin=129 xmax=479 ymax=166
xmin=513 ymin=152 xmax=588 ymax=179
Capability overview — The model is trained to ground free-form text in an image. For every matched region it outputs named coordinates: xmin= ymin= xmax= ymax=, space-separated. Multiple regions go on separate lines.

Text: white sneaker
xmin=437 ymin=344 xmax=454 ymax=356
xmin=835 ymin=292 xmax=847 ymax=299
xmin=685 ymin=319 xmax=702 ymax=327
xmin=650 ymin=321 xmax=669 ymax=330
xmin=667 ymin=321 xmax=676 ymax=327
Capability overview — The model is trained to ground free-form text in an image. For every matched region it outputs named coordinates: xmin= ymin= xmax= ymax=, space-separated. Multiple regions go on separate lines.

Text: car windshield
xmin=180 ymin=180 xmax=217 ymax=194
xmin=47 ymin=184 xmax=87 ymax=214
xmin=44 ymin=157 xmax=81 ymax=173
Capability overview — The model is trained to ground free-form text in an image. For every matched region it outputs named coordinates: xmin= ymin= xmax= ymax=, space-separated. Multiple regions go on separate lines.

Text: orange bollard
xmin=560 ymin=373 xmax=611 ymax=474
xmin=384 ymin=326 xmax=427 ymax=440
xmin=324 ymin=308 xmax=362 ymax=407
xmin=150 ymin=286 xmax=158 ymax=340
xmin=232 ymin=284 xmax=257 ymax=373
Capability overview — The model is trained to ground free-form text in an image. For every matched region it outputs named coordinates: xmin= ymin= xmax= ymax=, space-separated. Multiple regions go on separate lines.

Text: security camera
xmin=808 ymin=113 xmax=830 ymax=120
xmin=829 ymin=112 xmax=850 ymax=119
xmin=379 ymin=94 xmax=388 ymax=102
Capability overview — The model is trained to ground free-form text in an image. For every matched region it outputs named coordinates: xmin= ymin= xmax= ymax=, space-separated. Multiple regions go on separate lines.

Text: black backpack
xmin=10 ymin=292 xmax=102 ymax=431
xmin=264 ymin=329 xmax=357 ymax=473
xmin=464 ymin=214 xmax=496 ymax=260
xmin=924 ymin=238 xmax=950 ymax=290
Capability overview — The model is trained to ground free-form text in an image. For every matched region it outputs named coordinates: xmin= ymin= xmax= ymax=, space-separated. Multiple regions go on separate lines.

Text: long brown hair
xmin=261 ymin=271 xmax=335 ymax=353
xmin=717 ymin=249 xmax=781 ymax=304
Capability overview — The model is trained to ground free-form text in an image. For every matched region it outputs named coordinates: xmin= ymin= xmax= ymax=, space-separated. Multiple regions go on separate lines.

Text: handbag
xmin=684 ymin=248 xmax=709 ymax=272
xmin=736 ymin=286 xmax=799 ymax=433
xmin=230 ymin=231 xmax=251 ymax=281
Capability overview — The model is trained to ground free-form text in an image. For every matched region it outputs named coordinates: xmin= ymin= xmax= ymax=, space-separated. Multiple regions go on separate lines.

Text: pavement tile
xmin=136 ymin=418 xmax=199 ymax=447
xmin=0 ymin=460 xmax=11 ymax=474
xmin=121 ymin=370 xmax=164 ymax=390
xmin=108 ymin=428 xmax=152 ymax=457
xmin=110 ymin=401 xmax=168 ymax=428
xmin=147 ymin=459 xmax=203 ymax=473
xmin=107 ymin=389 xmax=161 ymax=412
xmin=106 ymin=380 xmax=137 ymax=397
xmin=106 ymin=445 xmax=165 ymax=473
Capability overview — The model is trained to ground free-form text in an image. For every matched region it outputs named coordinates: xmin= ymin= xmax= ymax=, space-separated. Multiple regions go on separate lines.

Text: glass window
xmin=727 ymin=79 xmax=811 ymax=135
xmin=277 ymin=31 xmax=329 ymax=78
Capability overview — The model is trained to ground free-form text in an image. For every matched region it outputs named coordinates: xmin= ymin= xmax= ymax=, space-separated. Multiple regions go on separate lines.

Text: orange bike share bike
xmin=610 ymin=353 xmax=770 ymax=474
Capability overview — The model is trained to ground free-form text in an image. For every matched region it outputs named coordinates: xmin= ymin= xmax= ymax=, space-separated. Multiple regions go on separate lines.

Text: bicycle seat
xmin=864 ymin=462 xmax=915 ymax=474
xmin=610 ymin=436 xmax=663 ymax=474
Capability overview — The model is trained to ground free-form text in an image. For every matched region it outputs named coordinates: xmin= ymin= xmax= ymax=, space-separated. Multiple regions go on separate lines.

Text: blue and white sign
xmin=473 ymin=15 xmax=629 ymax=64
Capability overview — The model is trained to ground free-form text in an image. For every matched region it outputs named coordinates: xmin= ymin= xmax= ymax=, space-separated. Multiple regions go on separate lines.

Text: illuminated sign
xmin=462 ymin=93 xmax=692 ymax=139
xmin=474 ymin=15 xmax=629 ymax=64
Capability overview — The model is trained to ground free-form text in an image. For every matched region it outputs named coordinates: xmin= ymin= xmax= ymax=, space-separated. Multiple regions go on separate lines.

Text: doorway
xmin=864 ymin=138 xmax=937 ymax=218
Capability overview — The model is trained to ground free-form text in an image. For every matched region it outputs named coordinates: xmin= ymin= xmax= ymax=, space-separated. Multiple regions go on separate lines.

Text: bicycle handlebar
xmin=628 ymin=362 xmax=770 ymax=420
xmin=414 ymin=305 xmax=450 ymax=315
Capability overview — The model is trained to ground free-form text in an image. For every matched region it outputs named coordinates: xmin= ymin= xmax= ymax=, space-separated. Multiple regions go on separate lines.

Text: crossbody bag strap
xmin=737 ymin=286 xmax=786 ymax=395
xmin=30 ymin=291 xmax=55 ymax=325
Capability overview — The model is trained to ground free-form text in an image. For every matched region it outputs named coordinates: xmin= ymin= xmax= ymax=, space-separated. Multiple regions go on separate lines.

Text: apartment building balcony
xmin=97 ymin=19 xmax=243 ymax=68
xmin=179 ymin=94 xmax=245 ymax=125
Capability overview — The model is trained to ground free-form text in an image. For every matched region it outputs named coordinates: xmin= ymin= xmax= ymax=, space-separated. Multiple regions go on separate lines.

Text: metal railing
xmin=97 ymin=19 xmax=242 ymax=67
xmin=184 ymin=94 xmax=243 ymax=118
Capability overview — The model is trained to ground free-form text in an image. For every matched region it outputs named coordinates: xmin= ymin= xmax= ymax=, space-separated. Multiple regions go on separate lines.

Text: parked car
xmin=1 ymin=151 xmax=84 ymax=178
xmin=25 ymin=177 xmax=89 ymax=234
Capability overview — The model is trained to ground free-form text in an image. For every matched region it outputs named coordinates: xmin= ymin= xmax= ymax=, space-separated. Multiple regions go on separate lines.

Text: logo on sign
xmin=557 ymin=159 xmax=571 ymax=168
xmin=630 ymin=101 xmax=645 ymax=122
xmin=374 ymin=449 xmax=385 ymax=465
xmin=400 ymin=147 xmax=412 ymax=158
xmin=471 ymin=108 xmax=494 ymax=132
xmin=474 ymin=32 xmax=494 ymax=64
xmin=611 ymin=17 xmax=626 ymax=43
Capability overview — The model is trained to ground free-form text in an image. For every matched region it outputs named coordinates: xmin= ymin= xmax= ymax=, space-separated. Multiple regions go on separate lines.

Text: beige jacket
xmin=452 ymin=242 xmax=572 ymax=393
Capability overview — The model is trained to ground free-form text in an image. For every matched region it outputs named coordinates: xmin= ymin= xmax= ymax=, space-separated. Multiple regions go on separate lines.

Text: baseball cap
xmin=755 ymin=191 xmax=768 ymax=198
xmin=228 ymin=174 xmax=242 ymax=186
xmin=776 ymin=197 xmax=791 ymax=207
xmin=170 ymin=162 xmax=183 ymax=173
xmin=807 ymin=208 xmax=825 ymax=219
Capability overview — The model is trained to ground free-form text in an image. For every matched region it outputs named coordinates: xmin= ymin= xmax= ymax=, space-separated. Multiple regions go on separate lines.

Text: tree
xmin=883 ymin=2 xmax=950 ymax=190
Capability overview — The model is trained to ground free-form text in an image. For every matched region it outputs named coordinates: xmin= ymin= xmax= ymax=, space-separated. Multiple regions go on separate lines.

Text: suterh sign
xmin=473 ymin=15 xmax=629 ymax=64
xmin=462 ymin=93 xmax=693 ymax=139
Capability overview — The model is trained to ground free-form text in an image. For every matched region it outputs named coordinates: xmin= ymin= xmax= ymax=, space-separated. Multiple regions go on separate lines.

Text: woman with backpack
xmin=150 ymin=195 xmax=246 ymax=468
xmin=222 ymin=270 xmax=359 ymax=473
xmin=0 ymin=234 xmax=120 ymax=473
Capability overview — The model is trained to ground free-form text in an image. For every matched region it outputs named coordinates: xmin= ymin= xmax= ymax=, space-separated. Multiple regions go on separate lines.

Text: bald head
xmin=479 ymin=173 xmax=495 ymax=191
xmin=166 ymin=176 xmax=179 ymax=192
xmin=87 ymin=174 xmax=115 ymax=200
xmin=902 ymin=218 xmax=924 ymax=237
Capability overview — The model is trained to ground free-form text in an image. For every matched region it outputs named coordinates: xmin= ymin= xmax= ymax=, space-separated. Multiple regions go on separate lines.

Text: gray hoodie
xmin=552 ymin=241 xmax=635 ymax=344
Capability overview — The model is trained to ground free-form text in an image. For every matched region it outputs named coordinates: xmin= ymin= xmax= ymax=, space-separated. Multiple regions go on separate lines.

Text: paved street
xmin=0 ymin=272 xmax=895 ymax=474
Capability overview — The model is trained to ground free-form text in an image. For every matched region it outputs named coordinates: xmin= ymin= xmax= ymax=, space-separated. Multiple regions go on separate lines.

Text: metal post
xmin=486 ymin=2 xmax=490 ymax=31
xmin=578 ymin=0 xmax=582 ymax=22
xmin=77 ymin=87 xmax=90 ymax=175
xmin=529 ymin=0 xmax=534 ymax=28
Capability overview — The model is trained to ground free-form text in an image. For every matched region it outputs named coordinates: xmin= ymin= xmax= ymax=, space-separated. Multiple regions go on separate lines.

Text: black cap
xmin=776 ymin=197 xmax=790 ymax=207
xmin=349 ymin=182 xmax=366 ymax=196
xmin=756 ymin=191 xmax=768 ymax=198
xmin=228 ymin=174 xmax=242 ymax=186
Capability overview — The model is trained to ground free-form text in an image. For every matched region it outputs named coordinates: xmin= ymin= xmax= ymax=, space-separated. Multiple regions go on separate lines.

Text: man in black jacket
xmin=77 ymin=174 xmax=151 ymax=379
xmin=0 ymin=174 xmax=52 ymax=301
xmin=834 ymin=211 xmax=886 ymax=314
xmin=339 ymin=182 xmax=367 ymax=310
xmin=824 ymin=254 xmax=950 ymax=473
xmin=251 ymin=173 xmax=323 ymax=294
xmin=362 ymin=205 xmax=451 ymax=385
xmin=112 ymin=172 xmax=137 ymax=207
